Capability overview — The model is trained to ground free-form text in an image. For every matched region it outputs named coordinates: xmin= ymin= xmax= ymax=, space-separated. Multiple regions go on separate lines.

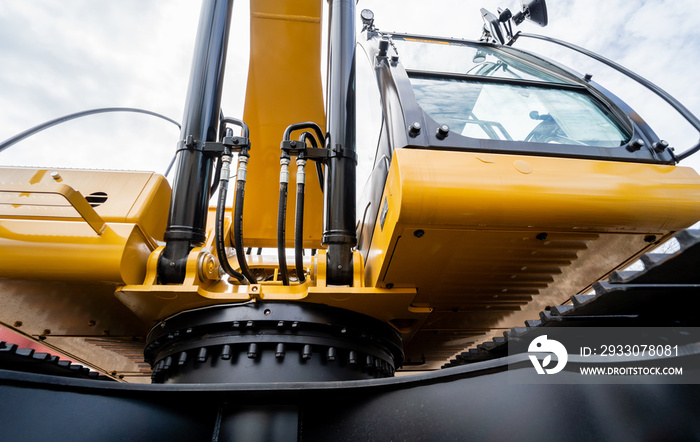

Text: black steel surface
xmin=145 ymin=302 xmax=404 ymax=383
xmin=3 ymin=349 xmax=700 ymax=441
xmin=159 ymin=0 xmax=233 ymax=283
xmin=324 ymin=0 xmax=358 ymax=285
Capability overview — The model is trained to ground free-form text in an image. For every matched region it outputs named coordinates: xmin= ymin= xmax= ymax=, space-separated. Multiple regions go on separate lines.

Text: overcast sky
xmin=0 ymin=0 xmax=699 ymax=176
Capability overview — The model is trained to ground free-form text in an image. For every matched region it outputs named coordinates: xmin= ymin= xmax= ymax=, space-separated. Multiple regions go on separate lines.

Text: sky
xmin=0 ymin=0 xmax=699 ymax=176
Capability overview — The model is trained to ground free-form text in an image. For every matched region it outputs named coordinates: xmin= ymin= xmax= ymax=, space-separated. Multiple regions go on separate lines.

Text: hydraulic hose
xmin=215 ymin=148 xmax=247 ymax=284
xmin=315 ymin=162 xmax=325 ymax=193
xmin=278 ymin=123 xmax=324 ymax=285
xmin=214 ymin=116 xmax=256 ymax=284
xmin=295 ymin=156 xmax=307 ymax=283
xmin=210 ymin=156 xmax=222 ymax=199
xmin=282 ymin=122 xmax=324 ymax=145
xmin=233 ymin=150 xmax=257 ymax=283
xmin=277 ymin=156 xmax=291 ymax=286
xmin=293 ymin=131 xmax=318 ymax=284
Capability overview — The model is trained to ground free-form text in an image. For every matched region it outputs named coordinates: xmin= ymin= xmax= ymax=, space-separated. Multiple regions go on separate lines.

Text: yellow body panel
xmin=0 ymin=166 xmax=171 ymax=379
xmin=241 ymin=0 xmax=325 ymax=248
xmin=367 ymin=149 xmax=700 ymax=287
xmin=0 ymin=167 xmax=171 ymax=284
xmin=118 ymin=248 xmax=430 ymax=336
xmin=364 ymin=149 xmax=700 ymax=366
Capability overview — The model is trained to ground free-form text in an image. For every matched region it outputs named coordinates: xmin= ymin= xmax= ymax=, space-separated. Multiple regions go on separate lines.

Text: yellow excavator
xmin=2 ymin=0 xmax=700 ymax=440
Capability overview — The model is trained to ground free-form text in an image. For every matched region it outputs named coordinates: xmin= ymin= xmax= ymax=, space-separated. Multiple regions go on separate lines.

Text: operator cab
xmin=355 ymin=22 xmax=675 ymax=257
xmin=354 ymin=5 xmax=700 ymax=366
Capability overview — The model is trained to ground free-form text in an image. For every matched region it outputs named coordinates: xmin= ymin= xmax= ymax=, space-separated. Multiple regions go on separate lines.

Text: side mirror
xmin=480 ymin=0 xmax=548 ymax=45
xmin=515 ymin=0 xmax=548 ymax=27
xmin=480 ymin=8 xmax=505 ymax=44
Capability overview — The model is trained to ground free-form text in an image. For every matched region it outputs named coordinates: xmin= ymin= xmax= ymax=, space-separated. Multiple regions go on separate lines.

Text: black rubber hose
xmin=0 ymin=107 xmax=180 ymax=154
xmin=315 ymin=162 xmax=325 ymax=192
xmin=234 ymin=171 xmax=257 ymax=283
xmin=295 ymin=179 xmax=306 ymax=283
xmin=282 ymin=122 xmax=324 ymax=145
xmin=298 ymin=131 xmax=324 ymax=193
xmin=277 ymin=180 xmax=290 ymax=285
xmin=215 ymin=175 xmax=247 ymax=284
xmin=209 ymin=156 xmax=222 ymax=199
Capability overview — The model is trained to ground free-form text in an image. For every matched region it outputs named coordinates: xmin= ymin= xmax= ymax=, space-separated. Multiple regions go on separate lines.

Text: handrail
xmin=513 ymin=32 xmax=700 ymax=162
xmin=0 ymin=182 xmax=107 ymax=235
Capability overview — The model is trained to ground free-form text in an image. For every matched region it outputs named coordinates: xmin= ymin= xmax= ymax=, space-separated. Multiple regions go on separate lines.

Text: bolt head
xmin=436 ymin=124 xmax=450 ymax=140
xmin=408 ymin=122 xmax=421 ymax=137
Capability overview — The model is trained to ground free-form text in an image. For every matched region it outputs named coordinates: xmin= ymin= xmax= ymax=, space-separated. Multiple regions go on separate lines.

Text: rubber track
xmin=0 ymin=340 xmax=113 ymax=381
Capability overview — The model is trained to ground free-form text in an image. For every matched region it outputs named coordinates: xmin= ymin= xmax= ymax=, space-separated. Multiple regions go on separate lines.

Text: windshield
xmin=393 ymin=37 xmax=569 ymax=84
xmin=392 ymin=37 xmax=630 ymax=147
xmin=410 ymin=76 xmax=629 ymax=147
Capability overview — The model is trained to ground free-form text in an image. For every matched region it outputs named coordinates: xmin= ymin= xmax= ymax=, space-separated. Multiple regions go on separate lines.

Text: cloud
xmin=0 ymin=0 xmax=698 ymax=174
